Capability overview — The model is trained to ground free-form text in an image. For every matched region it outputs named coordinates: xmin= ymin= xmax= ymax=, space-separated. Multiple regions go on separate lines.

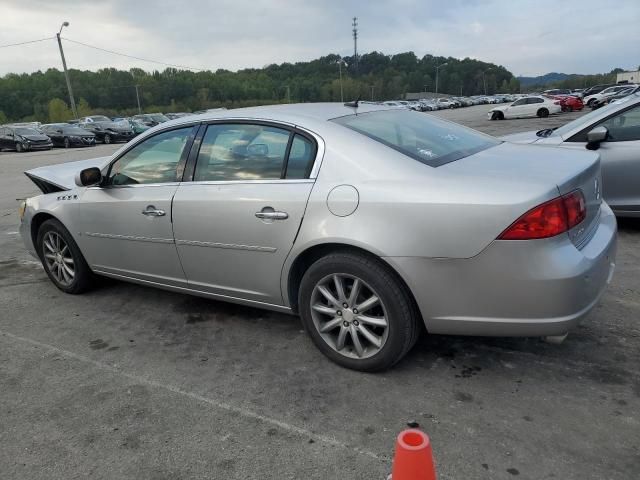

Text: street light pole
xmin=482 ymin=68 xmax=492 ymax=95
xmin=370 ymin=84 xmax=375 ymax=101
xmin=435 ymin=62 xmax=448 ymax=96
xmin=135 ymin=85 xmax=142 ymax=114
xmin=56 ymin=22 xmax=77 ymax=118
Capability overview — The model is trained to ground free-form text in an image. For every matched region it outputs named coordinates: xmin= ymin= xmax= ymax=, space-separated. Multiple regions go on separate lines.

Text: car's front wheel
xmin=299 ymin=252 xmax=419 ymax=371
xmin=103 ymin=134 xmax=112 ymax=144
xmin=15 ymin=142 xmax=24 ymax=153
xmin=537 ymin=108 xmax=549 ymax=118
xmin=37 ymin=219 xmax=93 ymax=294
xmin=64 ymin=137 xmax=70 ymax=148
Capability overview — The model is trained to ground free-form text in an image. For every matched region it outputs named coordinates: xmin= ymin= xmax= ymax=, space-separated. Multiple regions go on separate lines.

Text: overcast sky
xmin=1 ymin=0 xmax=638 ymax=77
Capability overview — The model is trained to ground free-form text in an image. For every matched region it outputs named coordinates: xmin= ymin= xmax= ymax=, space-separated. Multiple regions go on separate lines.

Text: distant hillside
xmin=518 ymin=72 xmax=570 ymax=86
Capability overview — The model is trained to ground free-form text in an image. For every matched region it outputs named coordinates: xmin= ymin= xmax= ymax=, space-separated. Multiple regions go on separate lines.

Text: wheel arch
xmin=30 ymin=212 xmax=59 ymax=256
xmin=285 ymin=242 xmax=423 ymax=326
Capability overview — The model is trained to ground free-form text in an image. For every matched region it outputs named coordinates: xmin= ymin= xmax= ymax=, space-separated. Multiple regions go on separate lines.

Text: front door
xmin=75 ymin=125 xmax=196 ymax=286
xmin=172 ymin=122 xmax=318 ymax=305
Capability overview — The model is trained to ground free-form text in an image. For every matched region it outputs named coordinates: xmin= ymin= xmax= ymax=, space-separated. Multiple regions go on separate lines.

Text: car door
xmin=506 ymin=98 xmax=526 ymax=118
xmin=74 ymin=125 xmax=198 ymax=286
xmin=524 ymin=97 xmax=541 ymax=116
xmin=0 ymin=128 xmax=8 ymax=149
xmin=172 ymin=122 xmax=319 ymax=305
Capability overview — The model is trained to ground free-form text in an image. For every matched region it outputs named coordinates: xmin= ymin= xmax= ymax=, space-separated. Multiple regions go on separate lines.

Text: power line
xmin=0 ymin=36 xmax=54 ymax=49
xmin=60 ymin=37 xmax=206 ymax=71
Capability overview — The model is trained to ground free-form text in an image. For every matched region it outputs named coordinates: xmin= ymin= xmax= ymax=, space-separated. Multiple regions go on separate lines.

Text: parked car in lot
xmin=550 ymin=95 xmax=584 ymax=112
xmin=132 ymin=113 xmax=170 ymax=127
xmin=591 ymin=85 xmax=640 ymax=109
xmin=580 ymin=84 xmax=616 ymax=99
xmin=435 ymin=98 xmax=456 ymax=109
xmin=41 ymin=124 xmax=96 ymax=148
xmin=125 ymin=118 xmax=151 ymax=136
xmin=19 ymin=103 xmax=616 ymax=371
xmin=78 ymin=116 xmax=135 ymax=144
xmin=502 ymin=93 xmax=640 ymax=217
xmin=583 ymin=85 xmax=633 ymax=107
xmin=543 ymin=88 xmax=572 ymax=96
xmin=488 ymin=96 xmax=561 ymax=119
xmin=165 ymin=112 xmax=191 ymax=120
xmin=0 ymin=125 xmax=52 ymax=152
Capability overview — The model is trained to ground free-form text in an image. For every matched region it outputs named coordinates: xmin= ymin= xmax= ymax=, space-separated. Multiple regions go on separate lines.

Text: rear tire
xmin=36 ymin=219 xmax=93 ymax=294
xmin=64 ymin=137 xmax=70 ymax=148
xmin=298 ymin=252 xmax=419 ymax=371
xmin=537 ymin=108 xmax=549 ymax=118
xmin=15 ymin=142 xmax=23 ymax=153
xmin=103 ymin=134 xmax=112 ymax=144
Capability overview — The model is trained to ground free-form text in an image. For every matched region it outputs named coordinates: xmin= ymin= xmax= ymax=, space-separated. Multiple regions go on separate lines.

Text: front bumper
xmin=25 ymin=142 xmax=53 ymax=150
xmin=386 ymin=203 xmax=617 ymax=337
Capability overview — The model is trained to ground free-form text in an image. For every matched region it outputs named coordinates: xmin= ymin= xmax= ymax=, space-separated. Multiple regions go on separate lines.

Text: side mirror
xmin=586 ymin=126 xmax=608 ymax=150
xmin=75 ymin=167 xmax=102 ymax=187
xmin=247 ymin=143 xmax=268 ymax=156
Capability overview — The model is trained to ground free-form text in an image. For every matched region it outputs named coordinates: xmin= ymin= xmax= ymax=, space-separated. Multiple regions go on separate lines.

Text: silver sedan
xmin=19 ymin=103 xmax=617 ymax=371
xmin=502 ymin=93 xmax=640 ymax=217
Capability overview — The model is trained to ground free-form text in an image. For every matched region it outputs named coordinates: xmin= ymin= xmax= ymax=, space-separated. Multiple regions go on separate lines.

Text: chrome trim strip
xmin=176 ymin=239 xmax=276 ymax=252
xmin=182 ymin=179 xmax=314 ymax=186
xmin=85 ymin=232 xmax=174 ymax=244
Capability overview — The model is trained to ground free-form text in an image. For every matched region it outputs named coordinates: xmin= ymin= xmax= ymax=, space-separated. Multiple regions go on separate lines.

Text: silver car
xmin=19 ymin=103 xmax=617 ymax=371
xmin=503 ymin=93 xmax=640 ymax=217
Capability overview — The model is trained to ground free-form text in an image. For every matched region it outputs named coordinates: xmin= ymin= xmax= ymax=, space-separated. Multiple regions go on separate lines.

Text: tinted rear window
xmin=331 ymin=110 xmax=499 ymax=167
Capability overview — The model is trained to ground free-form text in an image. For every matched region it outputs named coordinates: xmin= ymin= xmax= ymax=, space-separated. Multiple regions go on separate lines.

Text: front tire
xmin=64 ymin=137 xmax=70 ymax=148
xmin=37 ymin=219 xmax=93 ymax=294
xmin=298 ymin=252 xmax=419 ymax=371
xmin=103 ymin=134 xmax=112 ymax=144
xmin=15 ymin=142 xmax=24 ymax=153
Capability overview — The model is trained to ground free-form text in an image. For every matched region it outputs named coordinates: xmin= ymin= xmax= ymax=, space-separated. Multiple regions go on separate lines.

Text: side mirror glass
xmin=247 ymin=143 xmax=269 ymax=156
xmin=586 ymin=126 xmax=608 ymax=150
xmin=75 ymin=167 xmax=102 ymax=187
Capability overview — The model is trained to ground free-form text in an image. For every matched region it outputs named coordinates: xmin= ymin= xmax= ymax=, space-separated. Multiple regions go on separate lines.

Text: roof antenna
xmin=344 ymin=96 xmax=361 ymax=108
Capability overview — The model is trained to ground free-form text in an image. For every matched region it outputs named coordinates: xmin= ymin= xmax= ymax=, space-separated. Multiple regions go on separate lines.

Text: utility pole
xmin=435 ymin=62 xmax=448 ymax=96
xmin=370 ymin=85 xmax=375 ymax=101
xmin=352 ymin=17 xmax=358 ymax=73
xmin=56 ymin=21 xmax=77 ymax=118
xmin=423 ymin=84 xmax=428 ymax=97
xmin=482 ymin=68 xmax=492 ymax=95
xmin=135 ymin=85 xmax=142 ymax=114
xmin=284 ymin=85 xmax=291 ymax=103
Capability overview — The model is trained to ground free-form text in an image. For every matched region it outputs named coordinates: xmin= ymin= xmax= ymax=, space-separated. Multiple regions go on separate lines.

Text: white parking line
xmin=0 ymin=329 xmax=388 ymax=463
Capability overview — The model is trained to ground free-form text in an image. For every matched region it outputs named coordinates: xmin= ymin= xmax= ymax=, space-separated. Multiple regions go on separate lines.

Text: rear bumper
xmin=386 ymin=203 xmax=617 ymax=336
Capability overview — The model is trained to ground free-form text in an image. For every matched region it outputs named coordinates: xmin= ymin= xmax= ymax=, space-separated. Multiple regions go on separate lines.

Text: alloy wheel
xmin=310 ymin=273 xmax=389 ymax=359
xmin=42 ymin=231 xmax=75 ymax=287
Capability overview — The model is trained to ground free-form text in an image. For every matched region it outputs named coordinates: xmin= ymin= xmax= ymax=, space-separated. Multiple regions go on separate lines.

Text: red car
xmin=548 ymin=95 xmax=584 ymax=112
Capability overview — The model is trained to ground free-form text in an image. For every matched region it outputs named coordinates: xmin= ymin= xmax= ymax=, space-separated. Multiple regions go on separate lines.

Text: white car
xmin=488 ymin=96 xmax=561 ymax=120
xmin=435 ymin=98 xmax=456 ymax=109
xmin=583 ymin=86 xmax=635 ymax=107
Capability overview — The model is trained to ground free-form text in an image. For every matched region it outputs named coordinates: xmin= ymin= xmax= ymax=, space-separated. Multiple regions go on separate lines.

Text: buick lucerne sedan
xmin=19 ymin=103 xmax=617 ymax=371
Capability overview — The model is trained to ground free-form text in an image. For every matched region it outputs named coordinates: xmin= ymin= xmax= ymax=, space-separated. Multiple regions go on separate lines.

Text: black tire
xmin=298 ymin=251 xmax=419 ymax=372
xmin=587 ymin=98 xmax=596 ymax=107
xmin=36 ymin=219 xmax=93 ymax=294
xmin=15 ymin=142 xmax=23 ymax=153
xmin=103 ymin=134 xmax=111 ymax=144
xmin=537 ymin=108 xmax=549 ymax=118
xmin=64 ymin=137 xmax=70 ymax=148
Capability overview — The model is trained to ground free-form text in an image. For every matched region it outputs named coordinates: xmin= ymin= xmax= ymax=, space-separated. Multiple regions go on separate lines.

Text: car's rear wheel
xmin=299 ymin=252 xmax=419 ymax=371
xmin=15 ymin=142 xmax=23 ymax=153
xmin=491 ymin=111 xmax=504 ymax=120
xmin=37 ymin=219 xmax=93 ymax=294
xmin=64 ymin=137 xmax=70 ymax=148
xmin=537 ymin=108 xmax=549 ymax=118
xmin=103 ymin=134 xmax=112 ymax=144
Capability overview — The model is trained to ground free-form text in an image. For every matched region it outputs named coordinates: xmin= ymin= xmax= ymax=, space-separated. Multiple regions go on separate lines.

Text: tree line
xmin=0 ymin=51 xmax=521 ymax=122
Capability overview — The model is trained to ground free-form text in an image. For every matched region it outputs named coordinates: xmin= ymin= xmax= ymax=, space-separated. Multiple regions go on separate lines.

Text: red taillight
xmin=498 ymin=190 xmax=586 ymax=240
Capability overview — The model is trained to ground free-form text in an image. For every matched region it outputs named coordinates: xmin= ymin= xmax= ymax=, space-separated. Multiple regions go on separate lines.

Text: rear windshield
xmin=331 ymin=110 xmax=499 ymax=167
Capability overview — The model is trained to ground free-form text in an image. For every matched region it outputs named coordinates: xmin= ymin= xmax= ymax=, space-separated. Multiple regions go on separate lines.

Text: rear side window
xmin=285 ymin=134 xmax=316 ymax=179
xmin=332 ymin=110 xmax=499 ymax=167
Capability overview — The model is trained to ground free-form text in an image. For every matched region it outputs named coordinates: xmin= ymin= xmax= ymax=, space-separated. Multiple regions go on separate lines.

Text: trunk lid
xmin=443 ymin=142 xmax=602 ymax=248
xmin=25 ymin=156 xmax=111 ymax=193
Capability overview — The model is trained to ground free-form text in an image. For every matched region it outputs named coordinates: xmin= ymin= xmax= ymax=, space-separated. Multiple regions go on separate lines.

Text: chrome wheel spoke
xmin=356 ymin=295 xmax=379 ymax=313
xmin=317 ymin=285 xmax=340 ymax=308
xmin=333 ymin=274 xmax=347 ymax=302
xmin=336 ymin=326 xmax=348 ymax=350
xmin=347 ymin=278 xmax=361 ymax=307
xmin=312 ymin=304 xmax=337 ymax=316
xmin=62 ymin=256 xmax=74 ymax=265
xmin=319 ymin=317 xmax=343 ymax=333
xmin=44 ymin=238 xmax=56 ymax=253
xmin=356 ymin=314 xmax=387 ymax=328
xmin=42 ymin=231 xmax=74 ymax=286
xmin=44 ymin=252 xmax=56 ymax=260
xmin=357 ymin=324 xmax=382 ymax=348
xmin=349 ymin=325 xmax=364 ymax=357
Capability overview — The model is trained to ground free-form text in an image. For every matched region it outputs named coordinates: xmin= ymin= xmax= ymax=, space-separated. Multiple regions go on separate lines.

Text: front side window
xmin=107 ymin=127 xmax=192 ymax=185
xmin=512 ymin=99 xmax=526 ymax=106
xmin=194 ymin=124 xmax=291 ymax=181
xmin=332 ymin=110 xmax=499 ymax=167
xmin=598 ymin=104 xmax=640 ymax=142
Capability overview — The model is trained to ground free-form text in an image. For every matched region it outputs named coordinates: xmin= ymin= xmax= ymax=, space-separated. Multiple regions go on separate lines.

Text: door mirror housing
xmin=586 ymin=126 xmax=608 ymax=150
xmin=75 ymin=167 xmax=102 ymax=187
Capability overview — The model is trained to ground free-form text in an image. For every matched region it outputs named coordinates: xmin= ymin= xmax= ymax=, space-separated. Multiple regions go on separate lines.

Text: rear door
xmin=172 ymin=121 xmax=320 ymax=305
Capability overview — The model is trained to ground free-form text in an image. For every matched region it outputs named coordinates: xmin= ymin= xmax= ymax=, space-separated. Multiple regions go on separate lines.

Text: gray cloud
xmin=1 ymin=0 xmax=638 ymax=76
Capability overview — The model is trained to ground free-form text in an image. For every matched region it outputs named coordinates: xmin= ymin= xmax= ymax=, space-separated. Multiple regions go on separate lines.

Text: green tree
xmin=77 ymin=97 xmax=92 ymax=117
xmin=47 ymin=98 xmax=72 ymax=122
xmin=0 ymin=110 xmax=7 ymax=124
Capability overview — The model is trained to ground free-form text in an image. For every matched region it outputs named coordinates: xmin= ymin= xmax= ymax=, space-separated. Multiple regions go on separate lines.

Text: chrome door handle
xmin=255 ymin=211 xmax=288 ymax=220
xmin=141 ymin=206 xmax=166 ymax=217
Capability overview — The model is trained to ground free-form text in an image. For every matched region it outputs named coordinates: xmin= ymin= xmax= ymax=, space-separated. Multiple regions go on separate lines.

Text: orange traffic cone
xmin=389 ymin=429 xmax=436 ymax=480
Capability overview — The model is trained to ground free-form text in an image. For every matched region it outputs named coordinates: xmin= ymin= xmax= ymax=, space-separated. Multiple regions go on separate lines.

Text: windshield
xmin=62 ymin=127 xmax=91 ymax=135
xmin=91 ymin=116 xmax=111 ymax=122
xmin=149 ymin=114 xmax=169 ymax=122
xmin=332 ymin=110 xmax=500 ymax=167
xmin=551 ymin=93 xmax=640 ymax=138
xmin=15 ymin=128 xmax=40 ymax=135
